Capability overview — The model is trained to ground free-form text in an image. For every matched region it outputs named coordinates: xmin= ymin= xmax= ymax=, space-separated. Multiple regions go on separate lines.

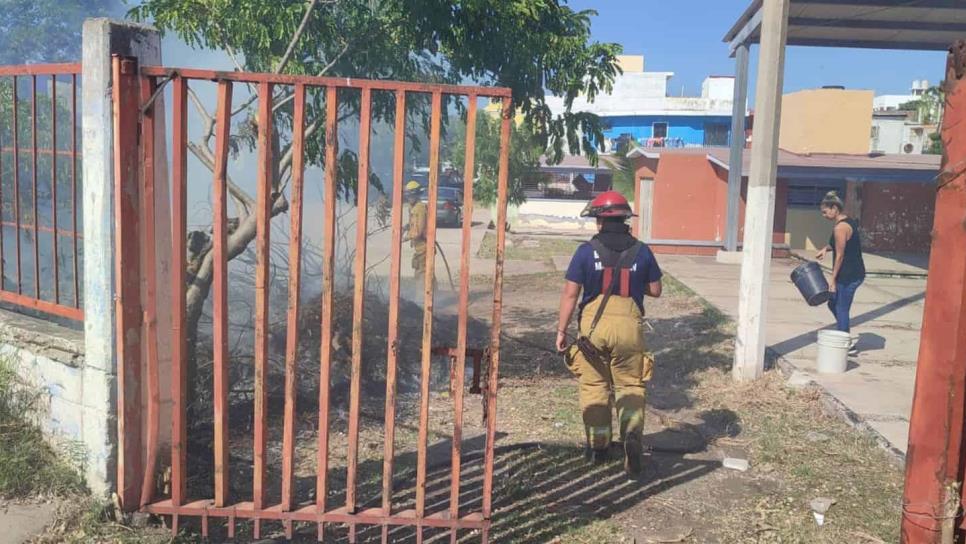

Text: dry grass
xmin=0 ymin=357 xmax=83 ymax=499
xmin=477 ymin=231 xmax=580 ymax=262
xmin=33 ymin=263 xmax=903 ymax=542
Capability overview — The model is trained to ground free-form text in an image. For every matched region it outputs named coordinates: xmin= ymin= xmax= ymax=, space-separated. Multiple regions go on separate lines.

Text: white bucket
xmin=816 ymin=330 xmax=851 ymax=374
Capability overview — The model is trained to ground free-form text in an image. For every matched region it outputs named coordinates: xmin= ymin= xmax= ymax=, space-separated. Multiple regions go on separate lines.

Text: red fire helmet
xmin=580 ymin=190 xmax=637 ymax=218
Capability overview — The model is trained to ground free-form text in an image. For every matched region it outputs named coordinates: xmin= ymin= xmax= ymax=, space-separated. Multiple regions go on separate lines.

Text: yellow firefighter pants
xmin=411 ymin=240 xmax=426 ymax=280
xmin=566 ymin=296 xmax=653 ymax=451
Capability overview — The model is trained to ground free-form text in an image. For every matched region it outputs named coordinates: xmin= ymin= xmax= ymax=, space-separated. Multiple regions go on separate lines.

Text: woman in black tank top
xmin=815 ymin=191 xmax=865 ymax=344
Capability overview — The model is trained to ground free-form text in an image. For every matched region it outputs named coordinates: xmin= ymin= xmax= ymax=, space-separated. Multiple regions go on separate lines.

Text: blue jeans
xmin=827 ymin=278 xmax=863 ymax=333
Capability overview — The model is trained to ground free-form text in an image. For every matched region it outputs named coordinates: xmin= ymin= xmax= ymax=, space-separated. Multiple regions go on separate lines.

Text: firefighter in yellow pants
xmin=403 ymin=180 xmax=428 ymax=281
xmin=556 ymin=191 xmax=663 ymax=477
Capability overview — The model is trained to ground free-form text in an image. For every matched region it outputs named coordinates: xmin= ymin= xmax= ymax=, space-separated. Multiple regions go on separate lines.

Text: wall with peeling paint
xmin=860 ymin=182 xmax=936 ymax=253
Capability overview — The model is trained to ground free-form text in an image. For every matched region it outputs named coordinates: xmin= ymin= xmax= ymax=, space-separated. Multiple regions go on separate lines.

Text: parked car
xmin=431 ymin=186 xmax=464 ymax=227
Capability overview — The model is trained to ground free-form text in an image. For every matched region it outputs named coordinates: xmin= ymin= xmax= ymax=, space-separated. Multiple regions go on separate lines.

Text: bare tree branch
xmin=274 ymin=0 xmax=321 ymax=74
xmin=187 ymin=87 xmax=217 ymax=148
xmin=269 ymin=39 xmax=352 ymax=117
xmin=187 ymin=142 xmax=256 ymax=214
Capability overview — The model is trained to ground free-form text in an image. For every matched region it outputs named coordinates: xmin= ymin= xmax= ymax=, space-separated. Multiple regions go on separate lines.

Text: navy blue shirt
xmin=565 ymin=241 xmax=663 ymax=312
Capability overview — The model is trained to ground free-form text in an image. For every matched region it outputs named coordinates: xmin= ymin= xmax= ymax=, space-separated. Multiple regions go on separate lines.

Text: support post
xmin=900 ymin=41 xmax=966 ymax=544
xmin=81 ymin=18 xmax=165 ymax=499
xmin=723 ymin=42 xmax=750 ymax=253
xmin=733 ymin=0 xmax=789 ymax=382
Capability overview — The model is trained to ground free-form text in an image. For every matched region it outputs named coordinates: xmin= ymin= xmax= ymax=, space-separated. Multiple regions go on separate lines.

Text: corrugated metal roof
xmin=694 ymin=147 xmax=941 ymax=179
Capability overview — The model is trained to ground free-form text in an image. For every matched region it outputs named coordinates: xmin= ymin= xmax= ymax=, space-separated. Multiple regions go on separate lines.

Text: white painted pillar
xmin=733 ymin=0 xmax=790 ymax=382
xmin=81 ymin=18 xmax=170 ymax=496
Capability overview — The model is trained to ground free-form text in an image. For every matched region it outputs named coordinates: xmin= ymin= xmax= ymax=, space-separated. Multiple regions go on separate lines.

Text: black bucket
xmin=790 ymin=261 xmax=830 ymax=306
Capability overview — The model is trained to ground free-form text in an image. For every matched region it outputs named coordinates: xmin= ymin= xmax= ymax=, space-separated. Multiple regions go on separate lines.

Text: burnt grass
xmin=158 ymin=266 xmax=900 ymax=543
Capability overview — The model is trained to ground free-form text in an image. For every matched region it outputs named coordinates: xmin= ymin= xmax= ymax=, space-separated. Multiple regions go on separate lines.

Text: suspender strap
xmin=585 ymin=241 xmax=642 ymax=337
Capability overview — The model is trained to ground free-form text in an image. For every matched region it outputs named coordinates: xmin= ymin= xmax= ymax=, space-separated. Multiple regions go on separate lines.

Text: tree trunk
xmin=183 ymin=195 xmax=289 ymax=410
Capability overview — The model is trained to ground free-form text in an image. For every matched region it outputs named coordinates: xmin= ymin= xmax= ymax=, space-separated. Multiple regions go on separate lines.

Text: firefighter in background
xmin=556 ymin=191 xmax=663 ymax=477
xmin=403 ymin=180 xmax=428 ymax=281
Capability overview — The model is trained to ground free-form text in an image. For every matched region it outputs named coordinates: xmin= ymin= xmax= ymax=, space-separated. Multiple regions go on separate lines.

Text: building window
xmin=870 ymin=126 xmax=879 ymax=139
xmin=703 ymin=123 xmax=730 ymax=146
xmin=787 ymin=181 xmax=846 ymax=208
xmin=652 ymin=122 xmax=668 ymax=139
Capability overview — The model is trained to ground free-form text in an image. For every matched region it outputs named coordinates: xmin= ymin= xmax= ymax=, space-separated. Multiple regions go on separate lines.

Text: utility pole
xmin=901 ymin=41 xmax=966 ymax=544
xmin=733 ymin=0 xmax=789 ymax=382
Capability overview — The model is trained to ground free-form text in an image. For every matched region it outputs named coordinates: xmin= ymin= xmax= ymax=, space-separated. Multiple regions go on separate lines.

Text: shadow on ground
xmin=178 ymin=437 xmax=719 ymax=543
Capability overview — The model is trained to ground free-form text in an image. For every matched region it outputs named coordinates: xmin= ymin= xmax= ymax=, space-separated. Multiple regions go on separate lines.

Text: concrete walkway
xmin=659 ymin=255 xmax=925 ymax=457
xmin=0 ymin=501 xmax=58 ymax=544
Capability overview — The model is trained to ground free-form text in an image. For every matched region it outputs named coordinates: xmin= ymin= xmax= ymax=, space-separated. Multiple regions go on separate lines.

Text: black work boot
xmin=624 ymin=432 xmax=643 ymax=477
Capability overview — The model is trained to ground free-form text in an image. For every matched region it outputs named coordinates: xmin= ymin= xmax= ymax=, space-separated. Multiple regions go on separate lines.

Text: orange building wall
xmin=646 ymin=153 xmax=788 ymax=245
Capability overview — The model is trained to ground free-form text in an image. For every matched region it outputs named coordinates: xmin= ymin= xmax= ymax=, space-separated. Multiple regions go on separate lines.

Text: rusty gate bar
xmin=140 ymin=66 xmax=512 ymax=98
xmin=12 ymin=75 xmax=21 ymax=294
xmin=71 ymin=73 xmax=79 ymax=308
xmin=211 ymin=80 xmax=233 ymax=508
xmin=0 ymin=63 xmax=83 ymax=320
xmin=318 ymin=85 xmax=339 ymax=541
xmin=50 ymin=76 xmax=59 ymax=304
xmin=129 ymin=66 xmax=511 ymax=541
xmin=346 ymin=86 xmax=373 ymax=535
xmin=450 ymin=94 xmax=478 ymax=543
xmin=112 ymin=55 xmax=143 ymax=511
xmin=138 ymin=74 xmax=161 ymax=509
xmin=170 ymin=75 xmax=188 ymax=511
xmin=0 ymin=80 xmax=3 ymax=292
xmin=381 ymin=88 xmax=406 ymax=544
xmin=0 ymin=64 xmax=82 ymax=76
xmin=281 ymin=82 xmax=307 ymax=515
xmin=482 ymin=98 xmax=512 ymax=538
xmin=253 ymin=81 xmax=274 ymax=536
xmin=30 ymin=75 xmax=39 ymax=300
xmin=415 ymin=91 xmax=443 ymax=541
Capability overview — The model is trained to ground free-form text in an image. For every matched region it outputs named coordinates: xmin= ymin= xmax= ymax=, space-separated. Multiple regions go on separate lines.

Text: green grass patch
xmin=0 ymin=357 xmax=83 ymax=498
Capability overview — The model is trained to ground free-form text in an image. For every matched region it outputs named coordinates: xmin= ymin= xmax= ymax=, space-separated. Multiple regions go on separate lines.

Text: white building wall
xmin=544 ymin=71 xmax=733 ymax=117
xmin=702 ymin=76 xmax=735 ymax=101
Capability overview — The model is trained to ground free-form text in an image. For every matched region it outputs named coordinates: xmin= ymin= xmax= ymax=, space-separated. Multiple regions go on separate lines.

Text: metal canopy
xmin=724 ymin=0 xmax=966 ymax=56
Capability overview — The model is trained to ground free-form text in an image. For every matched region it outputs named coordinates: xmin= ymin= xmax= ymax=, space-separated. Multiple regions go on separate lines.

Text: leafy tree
xmin=445 ymin=112 xmax=544 ymax=208
xmin=898 ymin=85 xmax=944 ymax=125
xmin=129 ymin=0 xmax=621 ymax=379
xmin=0 ymin=0 xmax=122 ymax=64
xmin=608 ymin=138 xmax=637 ymax=200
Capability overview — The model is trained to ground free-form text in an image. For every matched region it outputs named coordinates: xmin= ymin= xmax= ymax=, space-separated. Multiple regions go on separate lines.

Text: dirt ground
xmin=36 ymin=235 xmax=903 ymax=543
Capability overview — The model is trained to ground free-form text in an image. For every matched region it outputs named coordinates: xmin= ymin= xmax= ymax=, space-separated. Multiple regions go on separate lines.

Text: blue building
xmin=602 ymin=113 xmax=734 ymax=148
xmin=545 ymin=56 xmax=743 ymax=152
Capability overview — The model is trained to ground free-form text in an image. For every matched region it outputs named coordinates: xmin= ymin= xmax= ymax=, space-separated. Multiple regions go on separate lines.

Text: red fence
xmin=115 ymin=56 xmax=511 ymax=542
xmin=0 ymin=64 xmax=83 ymax=321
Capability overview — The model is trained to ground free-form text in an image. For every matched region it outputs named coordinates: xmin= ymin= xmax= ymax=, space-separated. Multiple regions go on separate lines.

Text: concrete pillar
xmin=733 ymin=0 xmax=790 ymax=382
xmin=81 ymin=18 xmax=169 ymax=497
xmin=723 ymin=42 xmax=750 ymax=253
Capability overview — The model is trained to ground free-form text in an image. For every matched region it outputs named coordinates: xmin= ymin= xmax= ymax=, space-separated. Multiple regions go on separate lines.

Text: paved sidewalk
xmin=659 ymin=255 xmax=926 ymax=456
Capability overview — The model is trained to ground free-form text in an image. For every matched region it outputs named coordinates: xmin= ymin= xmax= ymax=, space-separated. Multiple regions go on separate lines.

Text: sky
xmin=154 ymin=1 xmax=949 ymax=100
xmin=566 ymin=0 xmax=947 ymax=99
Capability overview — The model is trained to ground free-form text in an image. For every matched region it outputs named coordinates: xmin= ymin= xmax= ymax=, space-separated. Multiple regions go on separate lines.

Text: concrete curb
xmin=766 ymin=347 xmax=906 ymax=468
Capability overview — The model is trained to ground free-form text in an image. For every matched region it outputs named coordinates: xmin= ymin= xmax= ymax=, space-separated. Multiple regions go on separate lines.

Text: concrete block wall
xmin=0 ymin=309 xmax=109 ymax=487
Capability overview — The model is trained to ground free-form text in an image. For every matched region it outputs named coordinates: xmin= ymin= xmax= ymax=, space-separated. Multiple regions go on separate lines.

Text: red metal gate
xmin=113 ymin=56 xmax=511 ymax=542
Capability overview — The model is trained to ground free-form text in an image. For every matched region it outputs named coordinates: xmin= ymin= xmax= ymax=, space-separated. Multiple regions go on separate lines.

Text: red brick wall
xmin=859 ymin=182 xmax=935 ymax=253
